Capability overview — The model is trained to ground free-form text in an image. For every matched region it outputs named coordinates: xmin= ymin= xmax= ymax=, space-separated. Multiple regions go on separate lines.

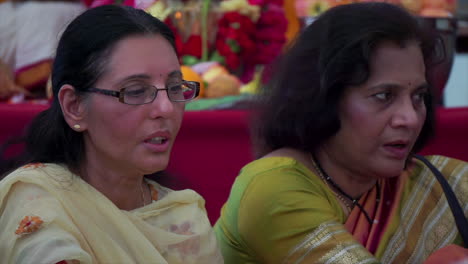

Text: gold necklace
xmin=140 ymin=181 xmax=147 ymax=207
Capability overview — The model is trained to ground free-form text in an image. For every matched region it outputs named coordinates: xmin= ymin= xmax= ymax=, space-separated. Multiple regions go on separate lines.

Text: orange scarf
xmin=345 ymin=172 xmax=407 ymax=253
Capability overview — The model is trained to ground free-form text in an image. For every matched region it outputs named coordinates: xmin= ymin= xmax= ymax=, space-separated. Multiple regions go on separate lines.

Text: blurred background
xmin=1 ymin=0 xmax=467 ymax=108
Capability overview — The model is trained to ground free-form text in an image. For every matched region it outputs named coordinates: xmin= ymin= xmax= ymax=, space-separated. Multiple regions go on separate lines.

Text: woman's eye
xmin=413 ymin=91 xmax=427 ymax=103
xmin=168 ymin=85 xmax=182 ymax=94
xmin=125 ymin=86 xmax=148 ymax=97
xmin=374 ymin=92 xmax=392 ymax=101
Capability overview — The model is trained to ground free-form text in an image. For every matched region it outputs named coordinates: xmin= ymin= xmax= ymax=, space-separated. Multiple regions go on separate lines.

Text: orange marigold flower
xmin=15 ymin=215 xmax=44 ymax=235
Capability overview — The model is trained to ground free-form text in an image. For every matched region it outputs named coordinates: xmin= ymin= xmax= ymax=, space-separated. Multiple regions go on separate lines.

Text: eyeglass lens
xmin=122 ymin=82 xmax=197 ymax=104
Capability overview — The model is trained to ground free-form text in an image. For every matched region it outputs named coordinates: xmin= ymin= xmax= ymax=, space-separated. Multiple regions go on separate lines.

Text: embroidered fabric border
xmin=381 ymin=156 xmax=468 ymax=263
xmin=320 ymin=244 xmax=378 ymax=264
xmin=380 ymin=156 xmax=442 ymax=262
xmin=407 ymin=162 xmax=468 ymax=262
xmin=282 ymin=221 xmax=378 ymax=264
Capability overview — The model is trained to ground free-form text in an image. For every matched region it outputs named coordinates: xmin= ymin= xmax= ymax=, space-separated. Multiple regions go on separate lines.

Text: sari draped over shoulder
xmin=214 ymin=155 xmax=468 ymax=264
xmin=0 ymin=163 xmax=223 ymax=264
xmin=376 ymin=156 xmax=468 ymax=263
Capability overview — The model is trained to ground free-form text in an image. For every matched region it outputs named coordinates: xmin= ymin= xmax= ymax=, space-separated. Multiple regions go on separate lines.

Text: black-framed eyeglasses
xmin=86 ymin=80 xmax=200 ymax=105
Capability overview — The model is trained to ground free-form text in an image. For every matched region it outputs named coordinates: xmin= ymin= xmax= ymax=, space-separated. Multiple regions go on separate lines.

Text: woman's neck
xmin=315 ymin=150 xmax=377 ymax=199
xmin=79 ymin=158 xmax=149 ymax=210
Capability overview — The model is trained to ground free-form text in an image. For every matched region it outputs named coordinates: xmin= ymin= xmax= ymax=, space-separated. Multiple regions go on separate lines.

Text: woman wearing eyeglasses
xmin=0 ymin=5 xmax=223 ymax=264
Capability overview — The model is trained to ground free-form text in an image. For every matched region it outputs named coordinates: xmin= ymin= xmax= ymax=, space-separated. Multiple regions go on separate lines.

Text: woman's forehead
xmin=100 ymin=35 xmax=180 ymax=85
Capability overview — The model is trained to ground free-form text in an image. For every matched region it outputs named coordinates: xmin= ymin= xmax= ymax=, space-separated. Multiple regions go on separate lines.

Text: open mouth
xmin=145 ymin=137 xmax=168 ymax=145
xmin=386 ymin=143 xmax=407 ymax=149
xmin=383 ymin=141 xmax=410 ymax=159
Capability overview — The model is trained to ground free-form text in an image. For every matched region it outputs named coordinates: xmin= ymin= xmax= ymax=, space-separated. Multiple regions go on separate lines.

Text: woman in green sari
xmin=214 ymin=2 xmax=468 ymax=263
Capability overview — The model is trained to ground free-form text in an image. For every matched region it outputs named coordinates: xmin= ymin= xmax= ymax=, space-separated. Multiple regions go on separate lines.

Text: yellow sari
xmin=0 ymin=163 xmax=223 ymax=264
xmin=214 ymin=155 xmax=467 ymax=263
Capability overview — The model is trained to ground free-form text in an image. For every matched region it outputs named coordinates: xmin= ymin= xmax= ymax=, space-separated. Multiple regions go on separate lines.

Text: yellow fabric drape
xmin=0 ymin=163 xmax=223 ymax=264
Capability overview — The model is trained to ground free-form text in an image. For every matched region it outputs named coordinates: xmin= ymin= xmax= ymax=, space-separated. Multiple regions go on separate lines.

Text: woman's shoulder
xmin=422 ymin=155 xmax=468 ymax=179
xmin=1 ymin=163 xmax=69 ymax=187
xmin=0 ymin=163 xmax=74 ymax=212
xmin=409 ymin=155 xmax=467 ymax=201
xmin=0 ymin=162 xmax=69 ymax=201
xmin=241 ymin=155 xmax=313 ymax=179
xmin=3 ymin=162 xmax=68 ymax=179
xmin=425 ymin=155 xmax=468 ymax=164
xmin=0 ymin=164 xmax=67 ymax=232
xmin=228 ymin=155 xmax=335 ymax=216
xmin=0 ymin=163 xmax=91 ymax=263
xmin=232 ymin=154 xmax=327 ymax=199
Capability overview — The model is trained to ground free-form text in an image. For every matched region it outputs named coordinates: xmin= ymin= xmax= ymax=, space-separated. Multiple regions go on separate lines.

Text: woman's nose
xmin=149 ymin=90 xmax=175 ymax=118
xmin=390 ymin=97 xmax=423 ymax=129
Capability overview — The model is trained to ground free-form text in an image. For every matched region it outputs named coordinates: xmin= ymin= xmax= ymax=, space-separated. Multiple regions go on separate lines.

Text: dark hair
xmin=253 ymin=2 xmax=441 ymax=157
xmin=1 ymin=5 xmax=176 ymax=176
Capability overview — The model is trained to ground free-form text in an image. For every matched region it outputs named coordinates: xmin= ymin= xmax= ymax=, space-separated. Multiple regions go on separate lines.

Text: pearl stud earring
xmin=73 ymin=124 xmax=81 ymax=130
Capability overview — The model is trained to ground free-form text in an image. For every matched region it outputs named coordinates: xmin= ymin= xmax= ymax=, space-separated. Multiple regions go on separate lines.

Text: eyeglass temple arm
xmin=88 ymin=87 xmax=120 ymax=98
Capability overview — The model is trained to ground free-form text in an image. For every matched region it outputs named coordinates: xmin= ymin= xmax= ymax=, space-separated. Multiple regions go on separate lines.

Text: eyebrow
xmin=369 ymin=82 xmax=429 ymax=91
xmin=116 ymin=74 xmax=150 ymax=86
xmin=417 ymin=83 xmax=430 ymax=90
xmin=115 ymin=70 xmax=183 ymax=86
xmin=168 ymin=70 xmax=182 ymax=79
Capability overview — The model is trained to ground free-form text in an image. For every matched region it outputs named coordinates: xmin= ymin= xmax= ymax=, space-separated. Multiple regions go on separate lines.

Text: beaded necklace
xmin=310 ymin=154 xmax=380 ymax=225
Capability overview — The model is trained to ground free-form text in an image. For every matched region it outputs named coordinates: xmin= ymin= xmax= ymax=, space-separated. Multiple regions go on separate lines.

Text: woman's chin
xmin=374 ymin=158 xmax=407 ymax=178
xmin=138 ymin=160 xmax=169 ymax=175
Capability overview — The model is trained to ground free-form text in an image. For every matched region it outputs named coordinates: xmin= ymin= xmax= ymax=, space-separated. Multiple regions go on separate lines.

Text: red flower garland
xmin=161 ymin=0 xmax=288 ymax=81
xmin=251 ymin=2 xmax=287 ymax=65
xmin=215 ymin=11 xmax=257 ymax=70
xmin=163 ymin=18 xmax=184 ymax=57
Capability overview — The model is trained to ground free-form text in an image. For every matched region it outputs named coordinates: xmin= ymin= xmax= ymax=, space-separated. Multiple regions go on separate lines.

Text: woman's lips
xmin=143 ymin=137 xmax=170 ymax=152
xmin=383 ymin=142 xmax=410 ymax=159
xmin=143 ymin=132 xmax=171 ymax=153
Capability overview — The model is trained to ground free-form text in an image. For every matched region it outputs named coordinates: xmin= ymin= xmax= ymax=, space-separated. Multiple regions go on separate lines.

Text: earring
xmin=73 ymin=124 xmax=81 ymax=130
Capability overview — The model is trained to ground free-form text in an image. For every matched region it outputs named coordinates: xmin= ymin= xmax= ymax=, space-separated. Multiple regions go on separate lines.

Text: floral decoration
xmin=215 ymin=11 xmax=257 ymax=70
xmin=294 ymin=0 xmax=455 ymax=18
xmin=242 ymin=0 xmax=288 ymax=82
xmin=83 ymin=0 xmax=290 ymax=93
xmin=15 ymin=215 xmax=44 ymax=236
xmin=161 ymin=0 xmax=288 ymax=83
